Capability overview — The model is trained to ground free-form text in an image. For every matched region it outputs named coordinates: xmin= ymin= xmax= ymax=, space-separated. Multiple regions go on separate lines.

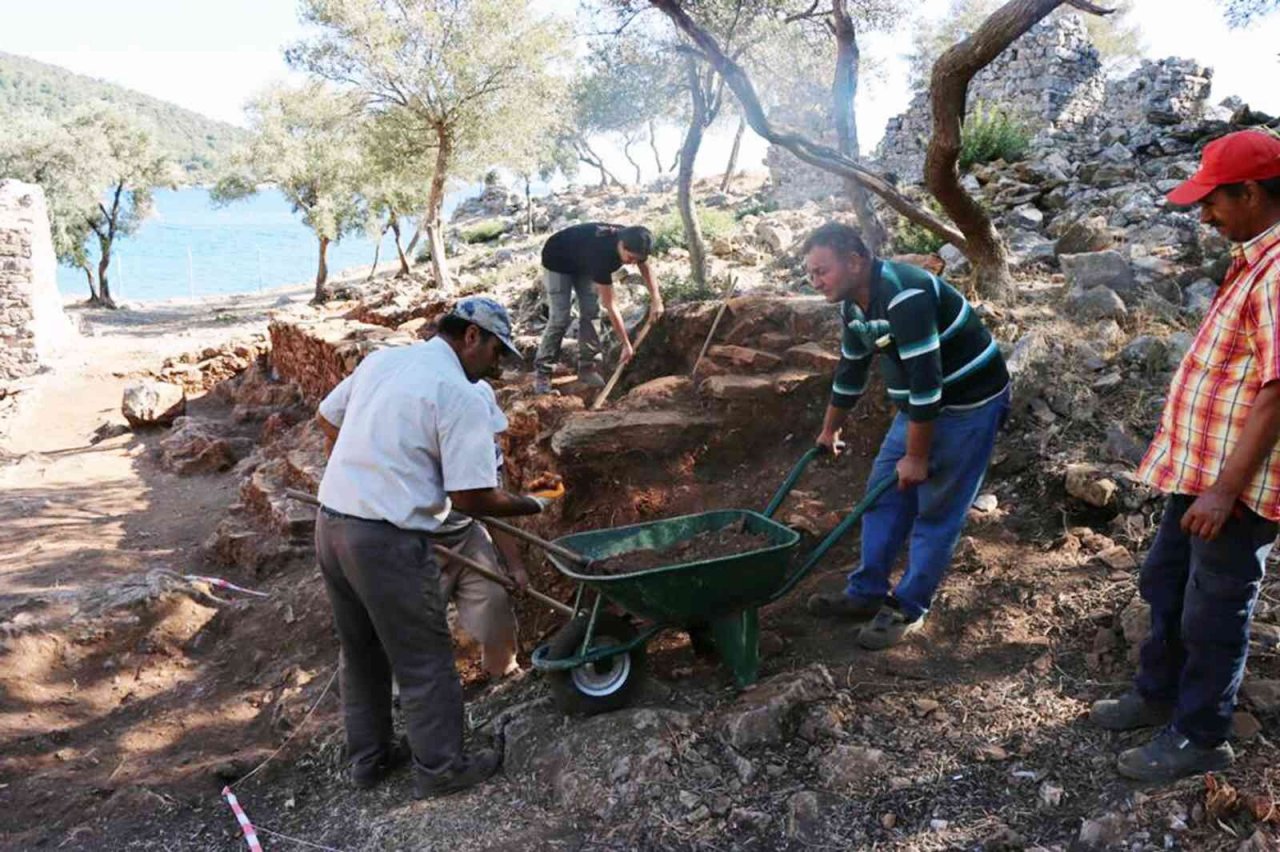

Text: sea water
xmin=54 ymin=185 xmax=483 ymax=304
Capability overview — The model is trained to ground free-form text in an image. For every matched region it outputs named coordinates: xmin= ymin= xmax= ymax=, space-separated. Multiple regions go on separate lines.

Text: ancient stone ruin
xmin=766 ymin=14 xmax=1220 ymax=197
xmin=0 ymin=179 xmax=76 ymax=383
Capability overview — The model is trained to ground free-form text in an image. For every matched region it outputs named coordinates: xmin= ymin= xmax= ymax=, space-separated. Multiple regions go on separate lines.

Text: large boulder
xmin=1067 ymin=286 xmax=1128 ymax=320
xmin=551 ymin=410 xmax=719 ymax=457
xmin=122 ymin=381 xmax=187 ymax=428
xmin=158 ymin=417 xmax=255 ymax=475
xmin=1061 ymin=250 xmax=1137 ymax=299
xmin=754 ymin=220 xmax=794 ymax=254
xmin=1054 ymin=217 xmax=1113 ymax=256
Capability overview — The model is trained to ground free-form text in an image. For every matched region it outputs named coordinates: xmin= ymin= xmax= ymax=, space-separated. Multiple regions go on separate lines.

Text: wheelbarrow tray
xmin=548 ymin=508 xmax=800 ymax=626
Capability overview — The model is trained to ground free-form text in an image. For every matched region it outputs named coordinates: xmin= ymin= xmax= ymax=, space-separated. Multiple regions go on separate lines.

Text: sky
xmin=3 ymin=0 xmax=1278 ymax=183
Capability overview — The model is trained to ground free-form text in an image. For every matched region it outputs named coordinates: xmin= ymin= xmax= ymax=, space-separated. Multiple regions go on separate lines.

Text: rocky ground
xmin=3 ymin=102 xmax=1280 ymax=852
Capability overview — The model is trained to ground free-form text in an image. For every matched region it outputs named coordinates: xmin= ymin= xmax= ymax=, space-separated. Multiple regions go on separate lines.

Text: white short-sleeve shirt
xmin=317 ymin=337 xmax=499 ymax=531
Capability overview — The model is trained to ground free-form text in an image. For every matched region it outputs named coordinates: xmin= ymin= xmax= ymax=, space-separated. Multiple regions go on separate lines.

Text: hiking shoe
xmin=351 ymin=737 xmax=411 ymax=790
xmin=577 ymin=368 xmax=606 ymax=388
xmin=857 ymin=604 xmax=925 ymax=650
xmin=1090 ymin=692 xmax=1174 ymax=731
xmin=413 ymin=747 xmax=502 ymax=799
xmin=806 ymin=593 xmax=883 ymax=620
xmin=1116 ymin=727 xmax=1233 ymax=783
xmin=532 ymin=374 xmax=554 ymax=395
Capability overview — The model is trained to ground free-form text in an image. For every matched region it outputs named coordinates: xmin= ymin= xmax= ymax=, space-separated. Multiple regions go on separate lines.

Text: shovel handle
xmin=479 ymin=515 xmax=592 ymax=569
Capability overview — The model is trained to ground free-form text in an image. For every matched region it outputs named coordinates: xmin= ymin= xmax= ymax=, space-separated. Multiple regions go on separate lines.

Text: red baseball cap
xmin=1167 ymin=130 xmax=1280 ymax=205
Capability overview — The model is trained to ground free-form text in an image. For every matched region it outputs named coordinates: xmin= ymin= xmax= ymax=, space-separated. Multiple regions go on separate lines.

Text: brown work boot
xmin=412 ymin=748 xmax=501 ymax=799
xmin=806 ymin=592 xmax=883 ymax=620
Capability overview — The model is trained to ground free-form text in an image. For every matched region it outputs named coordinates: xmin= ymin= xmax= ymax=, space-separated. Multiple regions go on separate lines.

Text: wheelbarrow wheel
xmin=544 ymin=613 xmax=646 ymax=716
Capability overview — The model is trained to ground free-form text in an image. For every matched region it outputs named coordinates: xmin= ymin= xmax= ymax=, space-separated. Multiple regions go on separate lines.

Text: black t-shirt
xmin=540 ymin=222 xmax=624 ymax=285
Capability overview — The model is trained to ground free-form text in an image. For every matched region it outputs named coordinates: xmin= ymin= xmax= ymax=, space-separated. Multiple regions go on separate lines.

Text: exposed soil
xmin=584 ymin=527 xmax=775 ymax=575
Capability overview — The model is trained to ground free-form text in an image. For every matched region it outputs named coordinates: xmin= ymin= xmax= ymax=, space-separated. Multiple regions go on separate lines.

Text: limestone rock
xmin=1065 ymin=463 xmax=1118 ymax=507
xmin=1055 ymin=217 xmax=1113 ymax=256
xmin=551 ymin=410 xmax=718 ymax=457
xmin=784 ymin=343 xmax=840 ymax=372
xmin=1061 ymin=251 xmax=1136 ymax=298
xmin=707 ymin=344 xmax=782 ymax=372
xmin=699 ymin=375 xmax=776 ymax=403
xmin=939 ymin=244 xmax=970 ymax=276
xmin=1241 ymin=679 xmax=1280 ymax=714
xmin=816 ymin=745 xmax=885 ymax=789
xmin=121 ymin=380 xmax=187 ymax=428
xmin=720 ymin=664 xmax=835 ymax=749
xmin=619 ymin=376 xmax=694 ymax=410
xmin=159 ymin=417 xmax=254 ymax=475
xmin=1068 ymin=286 xmax=1127 ymax=320
xmin=754 ymin=220 xmax=793 ymax=254
xmin=786 ymin=791 xmax=821 ymax=840
xmin=1119 ymin=597 xmax=1151 ymax=647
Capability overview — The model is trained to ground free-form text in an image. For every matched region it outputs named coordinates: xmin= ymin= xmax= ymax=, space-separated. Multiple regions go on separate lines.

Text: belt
xmin=320 ymin=504 xmax=385 ymax=524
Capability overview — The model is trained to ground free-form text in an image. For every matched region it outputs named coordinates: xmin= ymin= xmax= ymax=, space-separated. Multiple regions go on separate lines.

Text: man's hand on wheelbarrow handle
xmin=815 ymin=428 xmax=846 ymax=457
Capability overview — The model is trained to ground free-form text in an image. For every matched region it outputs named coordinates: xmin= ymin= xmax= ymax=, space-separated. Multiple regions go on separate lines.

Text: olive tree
xmin=287 ymin=0 xmax=570 ymax=290
xmin=0 ymin=106 xmax=174 ymax=308
xmin=214 ymin=82 xmax=365 ymax=303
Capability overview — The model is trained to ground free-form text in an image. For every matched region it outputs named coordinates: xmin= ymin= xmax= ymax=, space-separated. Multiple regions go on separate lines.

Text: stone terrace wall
xmin=873 ymin=15 xmax=1104 ymax=186
xmin=1103 ymin=58 xmax=1213 ymax=128
xmin=269 ymin=318 xmax=417 ymax=404
xmin=0 ymin=179 xmax=75 ymax=382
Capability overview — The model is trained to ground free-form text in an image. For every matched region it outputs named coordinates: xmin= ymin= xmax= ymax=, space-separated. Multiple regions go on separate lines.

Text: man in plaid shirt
xmin=1091 ymin=130 xmax=1280 ymax=782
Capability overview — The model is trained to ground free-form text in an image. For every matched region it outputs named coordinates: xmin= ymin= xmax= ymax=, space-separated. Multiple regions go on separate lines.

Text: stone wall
xmin=0 ymin=180 xmax=76 ymax=382
xmin=873 ymin=15 xmax=1104 ymax=186
xmin=766 ymin=15 xmax=1219 ymax=196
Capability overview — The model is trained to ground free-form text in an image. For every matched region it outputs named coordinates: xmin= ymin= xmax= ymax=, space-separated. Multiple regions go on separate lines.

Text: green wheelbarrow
xmin=492 ymin=448 xmax=896 ymax=715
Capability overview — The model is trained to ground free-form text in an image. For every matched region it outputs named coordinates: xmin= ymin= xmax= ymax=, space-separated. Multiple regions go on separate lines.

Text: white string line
xmin=231 ymin=666 xmax=339 ymax=790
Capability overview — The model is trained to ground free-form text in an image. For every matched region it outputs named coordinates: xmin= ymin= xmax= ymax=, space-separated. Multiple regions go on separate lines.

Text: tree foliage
xmin=0 ymin=105 xmax=175 ymax=307
xmin=286 ymin=0 xmax=571 ymax=288
xmin=0 ymin=51 xmax=244 ymax=181
xmin=1217 ymin=0 xmax=1279 ymax=26
xmin=213 ymin=82 xmax=365 ymax=302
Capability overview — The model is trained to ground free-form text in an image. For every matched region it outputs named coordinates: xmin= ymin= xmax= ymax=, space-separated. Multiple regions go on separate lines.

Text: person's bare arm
xmin=817 ymin=403 xmax=852 ymax=453
xmin=597 ymin=283 xmax=634 ymax=363
xmin=448 ymin=487 xmax=543 ymax=518
xmin=317 ymin=413 xmax=339 ymax=458
xmin=637 ymin=260 xmax=663 ymax=321
xmin=1182 ymin=381 xmax=1280 ymax=540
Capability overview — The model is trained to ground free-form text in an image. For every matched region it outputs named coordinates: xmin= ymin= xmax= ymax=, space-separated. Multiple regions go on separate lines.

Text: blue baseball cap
xmin=450 ymin=296 xmax=523 ymax=358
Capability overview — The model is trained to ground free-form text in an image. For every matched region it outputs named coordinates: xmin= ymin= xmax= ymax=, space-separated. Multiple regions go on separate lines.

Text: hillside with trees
xmin=0 ymin=51 xmax=244 ymax=181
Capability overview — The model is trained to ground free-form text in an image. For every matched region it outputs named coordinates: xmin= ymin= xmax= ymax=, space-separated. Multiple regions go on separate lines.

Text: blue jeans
xmin=1135 ymin=494 xmax=1275 ymax=746
xmin=845 ymin=388 xmax=1010 ymax=620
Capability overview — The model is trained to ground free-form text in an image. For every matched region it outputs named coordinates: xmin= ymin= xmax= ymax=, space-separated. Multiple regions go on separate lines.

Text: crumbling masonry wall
xmin=0 ymin=179 xmax=75 ymax=382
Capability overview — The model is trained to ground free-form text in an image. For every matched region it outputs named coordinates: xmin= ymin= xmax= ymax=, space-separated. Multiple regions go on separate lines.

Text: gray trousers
xmin=534 ymin=268 xmax=601 ymax=377
xmin=315 ymin=508 xmax=464 ymax=781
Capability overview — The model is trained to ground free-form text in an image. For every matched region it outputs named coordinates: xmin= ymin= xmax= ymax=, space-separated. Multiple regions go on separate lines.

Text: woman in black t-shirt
xmin=533 ymin=222 xmax=662 ymax=393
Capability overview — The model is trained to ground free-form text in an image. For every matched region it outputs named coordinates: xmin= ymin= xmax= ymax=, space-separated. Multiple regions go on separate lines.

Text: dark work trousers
xmin=315 ymin=507 xmax=464 ymax=781
xmin=1135 ymin=494 xmax=1276 ymax=746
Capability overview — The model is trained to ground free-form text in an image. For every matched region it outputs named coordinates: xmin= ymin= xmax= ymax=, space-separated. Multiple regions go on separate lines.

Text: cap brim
xmin=1166 ymin=177 xmax=1216 ymax=206
xmin=498 ymin=337 xmax=524 ymax=360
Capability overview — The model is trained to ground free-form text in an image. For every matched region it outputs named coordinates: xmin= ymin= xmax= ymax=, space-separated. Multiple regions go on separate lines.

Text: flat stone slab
xmin=551 ymin=409 xmax=719 ymax=456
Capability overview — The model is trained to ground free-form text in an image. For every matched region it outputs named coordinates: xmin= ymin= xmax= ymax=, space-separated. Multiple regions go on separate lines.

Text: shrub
xmin=891 ymin=217 xmax=946 ymax=255
xmin=659 ymin=270 xmax=721 ymax=305
xmin=959 ymin=102 xmax=1031 ymax=171
xmin=651 ymin=206 xmax=737 ymax=255
xmin=734 ymin=197 xmax=778 ymax=220
xmin=459 ymin=218 xmax=510 ymax=244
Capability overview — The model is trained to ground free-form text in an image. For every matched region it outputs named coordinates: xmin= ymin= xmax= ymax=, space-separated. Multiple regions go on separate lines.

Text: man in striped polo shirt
xmin=1091 ymin=130 xmax=1280 ymax=782
xmin=804 ymin=222 xmax=1010 ymax=649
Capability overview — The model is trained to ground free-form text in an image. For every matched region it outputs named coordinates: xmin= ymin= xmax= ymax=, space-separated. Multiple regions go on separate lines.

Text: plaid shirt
xmin=1138 ymin=220 xmax=1280 ymax=520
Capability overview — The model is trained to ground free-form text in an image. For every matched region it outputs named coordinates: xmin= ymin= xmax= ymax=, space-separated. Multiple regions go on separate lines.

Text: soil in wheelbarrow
xmin=584 ymin=527 xmax=773 ymax=575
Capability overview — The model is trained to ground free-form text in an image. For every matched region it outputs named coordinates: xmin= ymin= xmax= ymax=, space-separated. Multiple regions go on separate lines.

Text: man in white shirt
xmin=314 ymin=297 xmax=554 ymax=799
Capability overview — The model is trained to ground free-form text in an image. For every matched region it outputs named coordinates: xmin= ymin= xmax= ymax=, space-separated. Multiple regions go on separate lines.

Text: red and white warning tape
xmin=222 ymin=786 xmax=264 ymax=851
xmin=183 ymin=574 xmax=271 ymax=598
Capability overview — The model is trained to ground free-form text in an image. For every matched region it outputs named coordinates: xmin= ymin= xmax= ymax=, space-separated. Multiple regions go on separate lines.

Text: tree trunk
xmin=425 ymin=127 xmax=453 ymax=290
xmin=720 ymin=116 xmax=746 ymax=193
xmin=312 ymin=235 xmax=330 ymax=303
xmin=679 ymin=55 xmax=709 ymax=288
xmin=924 ymin=0 xmax=1108 ymax=298
xmin=648 ymin=119 xmax=664 ymax=174
xmin=525 ymin=178 xmax=534 ymax=234
xmin=81 ymin=262 xmax=103 ymax=307
xmin=95 ymin=237 xmax=117 ymax=309
xmin=832 ymin=0 xmax=888 ymax=254
xmin=368 ymin=221 xmax=388 ymax=280
xmin=574 ymin=137 xmax=623 ymax=188
xmin=622 ymin=136 xmax=643 ymax=185
xmin=390 ymin=219 xmax=410 ymax=278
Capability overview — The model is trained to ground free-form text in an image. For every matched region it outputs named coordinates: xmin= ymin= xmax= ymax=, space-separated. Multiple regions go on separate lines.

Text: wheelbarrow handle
xmin=767 ymin=473 xmax=898 ymax=604
xmin=762 ymin=447 xmax=823 ymax=518
xmin=477 ymin=515 xmax=593 ymax=569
